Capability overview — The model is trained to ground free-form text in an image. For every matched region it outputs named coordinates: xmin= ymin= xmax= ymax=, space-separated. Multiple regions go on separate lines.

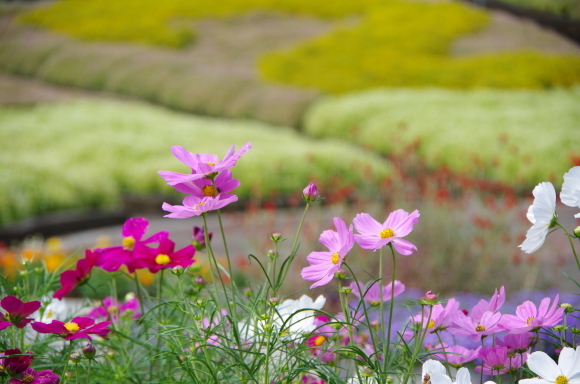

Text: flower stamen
xmin=475 ymin=325 xmax=486 ymax=332
xmin=330 ymin=252 xmax=340 ymax=264
xmin=123 ymin=236 xmax=136 ymax=250
xmin=380 ymin=228 xmax=395 ymax=239
xmin=202 ymin=185 xmax=217 ymax=197
xmin=155 ymin=254 xmax=171 ymax=265
xmin=556 ymin=376 xmax=569 ymax=384
xmin=64 ymin=322 xmax=80 ymax=333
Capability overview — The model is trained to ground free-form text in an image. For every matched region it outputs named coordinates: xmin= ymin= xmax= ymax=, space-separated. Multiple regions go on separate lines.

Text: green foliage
xmin=303 ymin=87 xmax=580 ymax=187
xmin=259 ymin=1 xmax=580 ymax=91
xmin=499 ymin=0 xmax=580 ymax=20
xmin=0 ymin=99 xmax=392 ymax=226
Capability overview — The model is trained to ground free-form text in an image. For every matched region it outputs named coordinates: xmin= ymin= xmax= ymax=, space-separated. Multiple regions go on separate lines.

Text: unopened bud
xmin=571 ymin=327 xmax=580 ymax=335
xmin=189 ymin=263 xmax=202 ymax=273
xmin=34 ymin=267 xmax=43 ymax=274
xmin=19 ymin=270 xmax=29 ymax=277
xmin=83 ymin=344 xmax=96 ymax=359
xmin=334 ymin=269 xmax=347 ymax=279
xmin=553 ymin=325 xmax=566 ymax=332
xmin=267 ymin=249 xmax=278 ymax=259
xmin=424 ymin=291 xmax=438 ymax=301
xmin=268 ymin=298 xmax=280 ymax=307
xmin=106 ymin=351 xmax=116 ymax=359
xmin=70 ymin=352 xmax=82 ymax=363
xmin=339 ymin=286 xmax=352 ymax=294
xmin=125 ymin=292 xmax=136 ymax=301
xmin=243 ymin=287 xmax=253 ymax=297
xmin=302 ymin=182 xmax=319 ymax=202
xmin=195 ymin=299 xmax=206 ymax=308
xmin=192 ymin=226 xmax=211 ymax=251
xmin=194 ymin=276 xmax=207 ymax=287
xmin=257 ymin=313 xmax=270 ymax=321
xmin=370 ymin=320 xmax=381 ymax=329
xmin=574 ymin=226 xmax=580 ymax=238
xmin=361 ymin=368 xmax=374 ymax=378
xmin=270 ymin=233 xmax=283 ymax=242
xmin=171 ymin=266 xmax=185 ymax=276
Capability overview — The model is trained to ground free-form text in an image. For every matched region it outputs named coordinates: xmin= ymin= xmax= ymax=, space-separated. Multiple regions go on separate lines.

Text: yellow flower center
xmin=206 ymin=162 xmax=215 ymax=166
xmin=526 ymin=317 xmax=535 ymax=326
xmin=427 ymin=320 xmax=435 ymax=329
xmin=155 ymin=254 xmax=171 ymax=265
xmin=475 ymin=325 xmax=486 ymax=332
xmin=123 ymin=236 xmax=136 ymax=250
xmin=107 ymin=305 xmax=119 ymax=314
xmin=202 ymin=185 xmax=217 ymax=197
xmin=21 ymin=374 xmax=35 ymax=384
xmin=380 ymin=228 xmax=395 ymax=239
xmin=330 ymin=252 xmax=340 ymax=264
xmin=556 ymin=376 xmax=569 ymax=384
xmin=314 ymin=335 xmax=326 ymax=346
xmin=64 ymin=322 xmax=80 ymax=333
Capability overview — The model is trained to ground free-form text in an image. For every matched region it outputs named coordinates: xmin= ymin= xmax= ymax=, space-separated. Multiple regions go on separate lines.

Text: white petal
xmin=561 ymin=167 xmax=580 ymax=207
xmin=520 ymin=379 xmax=551 ymax=384
xmin=532 ymin=182 xmax=556 ymax=223
xmin=527 ymin=351 xmax=561 ymax=381
xmin=519 ymin=224 xmax=549 ymax=254
xmin=423 ymin=360 xmax=446 ymax=376
xmin=559 ymin=347 xmax=577 ymax=377
xmin=430 ymin=372 xmax=453 ymax=384
xmin=456 ymin=367 xmax=471 ymax=384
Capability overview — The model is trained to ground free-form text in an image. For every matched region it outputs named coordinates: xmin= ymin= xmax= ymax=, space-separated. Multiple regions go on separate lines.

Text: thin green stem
xmin=202 ymin=213 xmax=232 ymax=313
xmin=557 ymin=223 xmax=580 ymax=271
xmin=290 ymin=202 xmax=310 ymax=256
xmin=86 ymin=359 xmax=92 ymax=384
xmin=61 ymin=340 xmax=73 ymax=384
xmin=217 ymin=209 xmax=238 ymax=318
xmin=382 ymin=244 xmax=397 ymax=381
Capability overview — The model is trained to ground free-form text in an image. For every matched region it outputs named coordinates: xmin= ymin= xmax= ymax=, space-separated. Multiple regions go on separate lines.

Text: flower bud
xmin=270 ymin=233 xmax=283 ymax=242
xmin=361 ymin=368 xmax=374 ymax=378
xmin=418 ymin=291 xmax=438 ymax=305
xmin=125 ymin=292 xmax=136 ymax=301
xmin=553 ymin=325 xmax=566 ymax=332
xmin=574 ymin=226 xmax=580 ymax=238
xmin=195 ymin=299 xmax=206 ymax=308
xmin=257 ymin=313 xmax=270 ymax=321
xmin=268 ymin=298 xmax=280 ymax=307
xmin=83 ymin=344 xmax=96 ymax=359
xmin=370 ymin=320 xmax=381 ymax=330
xmin=339 ymin=286 xmax=352 ymax=294
xmin=194 ymin=276 xmax=207 ymax=287
xmin=267 ymin=249 xmax=278 ymax=259
xmin=19 ymin=270 xmax=29 ymax=277
xmin=34 ymin=267 xmax=43 ymax=274
xmin=243 ymin=287 xmax=253 ymax=297
xmin=171 ymin=266 xmax=185 ymax=276
xmin=571 ymin=327 xmax=580 ymax=335
xmin=302 ymin=182 xmax=319 ymax=202
xmin=334 ymin=269 xmax=347 ymax=279
xmin=70 ymin=352 xmax=82 ymax=363
xmin=192 ymin=226 xmax=212 ymax=251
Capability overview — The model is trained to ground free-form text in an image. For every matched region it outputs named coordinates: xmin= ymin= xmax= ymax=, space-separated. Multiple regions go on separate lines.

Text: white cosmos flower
xmin=275 ymin=294 xmax=326 ymax=335
xmin=520 ymin=347 xmax=580 ymax=384
xmin=561 ymin=166 xmax=580 ymax=218
xmin=519 ymin=182 xmax=557 ymax=254
xmin=422 ymin=360 xmax=447 ymax=383
xmin=430 ymin=367 xmax=497 ymax=384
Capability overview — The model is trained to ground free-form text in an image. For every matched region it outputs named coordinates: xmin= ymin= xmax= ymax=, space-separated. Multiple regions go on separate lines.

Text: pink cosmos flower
xmin=500 ymin=295 xmax=564 ymax=334
xmin=412 ymin=298 xmax=461 ymax=333
xmin=0 ymin=349 xmax=34 ymax=375
xmin=432 ymin=344 xmax=480 ymax=367
xmin=349 ymin=280 xmax=405 ymax=306
xmin=87 ymin=296 xmax=141 ymax=322
xmin=353 ymin=209 xmax=420 ymax=255
xmin=162 ymin=195 xmax=238 ymax=219
xmin=158 ymin=142 xmax=252 ymax=185
xmin=95 ymin=217 xmax=169 ymax=272
xmin=172 ymin=169 xmax=240 ymax=199
xmin=303 ymin=182 xmax=319 ymax=202
xmin=132 ymin=237 xmax=195 ymax=273
xmin=475 ymin=346 xmax=527 ymax=375
xmin=449 ymin=310 xmax=504 ymax=341
xmin=31 ymin=316 xmax=110 ymax=341
xmin=0 ymin=297 xmax=41 ymax=330
xmin=53 ymin=249 xmax=98 ymax=300
xmin=471 ymin=286 xmax=505 ymax=323
xmin=8 ymin=368 xmax=59 ymax=384
xmin=301 ymin=217 xmax=354 ymax=289
xmin=496 ymin=332 xmax=534 ymax=354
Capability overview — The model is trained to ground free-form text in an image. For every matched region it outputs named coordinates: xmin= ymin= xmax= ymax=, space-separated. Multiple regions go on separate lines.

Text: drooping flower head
xmin=520 ymin=347 xmax=580 ymax=384
xmin=191 ymin=226 xmax=212 ymax=251
xmin=500 ymin=294 xmax=564 ymax=334
xmin=519 ymin=182 xmax=557 ymax=254
xmin=162 ymin=195 xmax=238 ymax=219
xmin=87 ymin=296 xmax=141 ymax=322
xmin=0 ymin=349 xmax=34 ymax=375
xmin=8 ymin=367 xmax=59 ymax=384
xmin=349 ymin=280 xmax=405 ymax=306
xmin=301 ymin=217 xmax=354 ymax=289
xmin=53 ymin=249 xmax=98 ymax=300
xmin=561 ymin=166 xmax=580 ymax=218
xmin=0 ymin=297 xmax=41 ymax=330
xmin=133 ymin=237 xmax=195 ymax=273
xmin=32 ymin=316 xmax=110 ymax=341
xmin=158 ymin=142 xmax=252 ymax=185
xmin=353 ymin=209 xmax=420 ymax=255
xmin=94 ymin=217 xmax=169 ymax=272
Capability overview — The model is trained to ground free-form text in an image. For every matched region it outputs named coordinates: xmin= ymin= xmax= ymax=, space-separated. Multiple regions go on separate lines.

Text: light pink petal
xmin=353 ymin=213 xmax=383 ymax=236
xmin=392 ymin=238 xmax=417 ymax=256
xmin=354 ymin=234 xmax=382 ymax=250
xmin=306 ymin=251 xmax=332 ymax=265
xmin=319 ymin=229 xmax=342 ymax=253
xmin=391 ymin=210 xmax=420 ymax=238
xmin=171 ymin=146 xmax=199 ymax=169
xmin=516 ymin=301 xmax=538 ymax=321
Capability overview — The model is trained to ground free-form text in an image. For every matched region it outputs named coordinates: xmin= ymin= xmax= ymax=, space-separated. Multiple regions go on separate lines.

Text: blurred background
xmin=0 ymin=0 xmax=579 ymax=296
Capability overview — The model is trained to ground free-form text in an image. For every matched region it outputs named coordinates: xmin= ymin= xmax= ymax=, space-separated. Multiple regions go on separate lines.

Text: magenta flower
xmin=432 ymin=345 xmax=480 ymax=367
xmin=449 ymin=310 xmax=504 ymax=341
xmin=476 ymin=346 xmax=510 ymax=375
xmin=32 ymin=316 xmax=110 ymax=341
xmin=0 ymin=297 xmax=41 ymax=330
xmin=133 ymin=237 xmax=195 ymax=273
xmin=95 ymin=217 xmax=168 ymax=272
xmin=9 ymin=368 xmax=59 ymax=384
xmin=158 ymin=142 xmax=252 ymax=185
xmin=349 ymin=280 xmax=405 ymax=306
xmin=53 ymin=249 xmax=98 ymax=300
xmin=301 ymin=217 xmax=354 ymax=289
xmin=500 ymin=294 xmax=564 ymax=334
xmin=496 ymin=332 xmax=534 ymax=354
xmin=87 ymin=296 xmax=141 ymax=322
xmin=302 ymin=182 xmax=319 ymax=202
xmin=0 ymin=349 xmax=34 ymax=375
xmin=353 ymin=209 xmax=420 ymax=255
xmin=172 ymin=169 xmax=240 ymax=199
xmin=162 ymin=195 xmax=238 ymax=219
xmin=191 ymin=226 xmax=212 ymax=251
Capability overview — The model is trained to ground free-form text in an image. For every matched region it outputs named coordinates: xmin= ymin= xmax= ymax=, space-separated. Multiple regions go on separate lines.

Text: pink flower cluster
xmin=158 ymin=143 xmax=251 ymax=218
xmin=0 ymin=348 xmax=59 ymax=384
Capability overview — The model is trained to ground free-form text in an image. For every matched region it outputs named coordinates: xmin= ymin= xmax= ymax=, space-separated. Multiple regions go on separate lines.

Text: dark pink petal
xmin=65 ymin=333 xmax=92 ymax=341
xmin=31 ymin=320 xmax=68 ymax=335
xmin=122 ymin=217 xmax=149 ymax=240
xmin=71 ymin=317 xmax=94 ymax=328
xmin=1 ymin=296 xmax=24 ymax=314
xmin=0 ymin=321 xmax=12 ymax=330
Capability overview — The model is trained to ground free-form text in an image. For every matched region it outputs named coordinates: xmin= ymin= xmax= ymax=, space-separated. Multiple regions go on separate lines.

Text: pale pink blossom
xmin=500 ymin=295 xmax=564 ymax=334
xmin=353 ymin=209 xmax=419 ymax=255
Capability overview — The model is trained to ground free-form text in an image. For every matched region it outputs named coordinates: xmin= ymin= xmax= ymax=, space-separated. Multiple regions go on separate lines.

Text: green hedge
xmin=304 ymin=87 xmax=580 ymax=186
xmin=0 ymin=99 xmax=392 ymax=226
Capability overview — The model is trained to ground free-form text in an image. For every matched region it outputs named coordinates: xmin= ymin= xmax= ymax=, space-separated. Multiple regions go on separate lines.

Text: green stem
xmin=290 ymin=202 xmax=310 ymax=256
xmin=216 ymin=209 xmax=238 ymax=318
xmin=86 ymin=359 xmax=92 ymax=384
xmin=61 ymin=340 xmax=73 ymax=384
xmin=382 ymin=244 xmax=397 ymax=381
xmin=202 ymin=214 xmax=232 ymax=313
xmin=557 ymin=223 xmax=580 ymax=271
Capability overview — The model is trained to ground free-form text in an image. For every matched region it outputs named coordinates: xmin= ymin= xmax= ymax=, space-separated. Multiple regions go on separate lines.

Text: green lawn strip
xmin=304 ymin=87 xmax=580 ymax=187
xmin=0 ymin=99 xmax=392 ymax=227
xmin=259 ymin=1 xmax=580 ymax=91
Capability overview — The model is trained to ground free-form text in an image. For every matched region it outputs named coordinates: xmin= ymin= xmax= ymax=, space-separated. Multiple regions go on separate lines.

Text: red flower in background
xmin=53 ymin=250 xmax=98 ymax=300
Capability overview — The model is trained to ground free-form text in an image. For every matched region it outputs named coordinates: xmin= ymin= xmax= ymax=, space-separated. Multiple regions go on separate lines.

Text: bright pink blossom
xmin=133 ymin=237 xmax=195 ymax=273
xmin=432 ymin=344 xmax=480 ymax=366
xmin=0 ymin=297 xmax=41 ymax=330
xmin=53 ymin=249 xmax=98 ymax=300
xmin=162 ymin=195 xmax=238 ymax=219
xmin=301 ymin=217 xmax=354 ymax=289
xmin=32 ymin=316 xmax=110 ymax=341
xmin=87 ymin=296 xmax=141 ymax=322
xmin=475 ymin=346 xmax=527 ymax=375
xmin=449 ymin=310 xmax=504 ymax=341
xmin=412 ymin=299 xmax=461 ymax=333
xmin=158 ymin=142 xmax=251 ymax=185
xmin=302 ymin=182 xmax=319 ymax=202
xmin=500 ymin=295 xmax=564 ymax=333
xmin=0 ymin=349 xmax=34 ymax=375
xmin=349 ymin=280 xmax=405 ymax=306
xmin=95 ymin=217 xmax=168 ymax=272
xmin=8 ymin=368 xmax=59 ymax=384
xmin=353 ymin=209 xmax=420 ymax=255
xmin=172 ymin=169 xmax=239 ymax=199
xmin=496 ymin=332 xmax=534 ymax=354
